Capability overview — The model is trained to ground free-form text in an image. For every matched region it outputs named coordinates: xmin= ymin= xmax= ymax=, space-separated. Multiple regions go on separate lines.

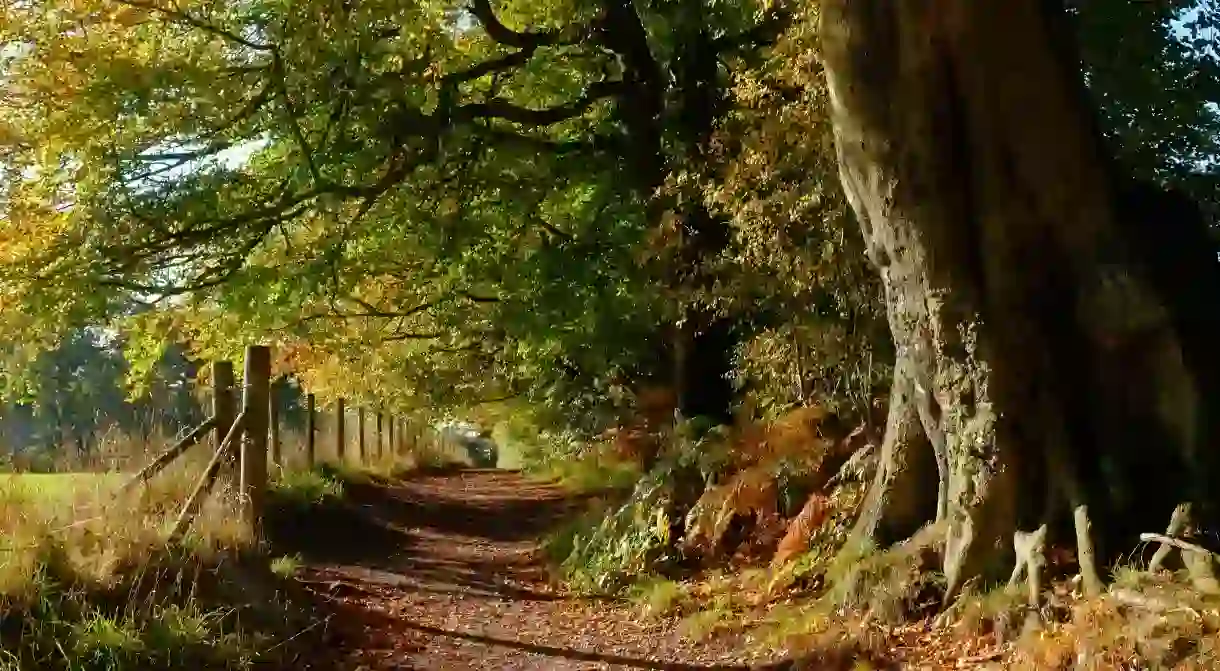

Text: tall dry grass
xmin=0 ymin=430 xmax=317 ymax=671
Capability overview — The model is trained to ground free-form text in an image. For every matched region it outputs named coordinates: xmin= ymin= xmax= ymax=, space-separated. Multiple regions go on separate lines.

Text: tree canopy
xmin=0 ymin=0 xmax=829 ymax=422
xmin=0 ymin=0 xmax=1214 ymax=432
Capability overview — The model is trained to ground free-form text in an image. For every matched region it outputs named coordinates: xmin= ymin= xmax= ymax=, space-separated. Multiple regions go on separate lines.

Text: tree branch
xmin=459 ymin=290 xmax=500 ymax=303
xmin=710 ymin=6 xmax=792 ymax=52
xmin=455 ymin=79 xmax=623 ymax=126
xmin=272 ymin=53 xmax=323 ymax=185
xmin=113 ymin=0 xmax=275 ymax=51
xmin=466 ymin=0 xmax=584 ymax=49
xmin=444 ymin=47 xmax=540 ymax=85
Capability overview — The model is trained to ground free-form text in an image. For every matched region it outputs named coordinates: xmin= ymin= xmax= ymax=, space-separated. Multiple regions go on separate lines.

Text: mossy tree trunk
xmin=819 ymin=0 xmax=1220 ymax=597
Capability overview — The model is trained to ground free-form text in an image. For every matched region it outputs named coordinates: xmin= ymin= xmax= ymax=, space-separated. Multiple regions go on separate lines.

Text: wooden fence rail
xmin=169 ymin=410 xmax=247 ymax=541
xmin=119 ymin=417 xmax=217 ymax=492
xmin=118 ymin=344 xmax=433 ymax=543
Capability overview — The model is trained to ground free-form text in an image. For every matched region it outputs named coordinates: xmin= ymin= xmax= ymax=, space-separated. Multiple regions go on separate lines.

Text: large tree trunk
xmin=818 ymin=0 xmax=1220 ymax=596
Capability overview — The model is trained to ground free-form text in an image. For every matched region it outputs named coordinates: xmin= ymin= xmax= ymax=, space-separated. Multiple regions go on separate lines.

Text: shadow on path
xmin=291 ymin=468 xmax=794 ymax=670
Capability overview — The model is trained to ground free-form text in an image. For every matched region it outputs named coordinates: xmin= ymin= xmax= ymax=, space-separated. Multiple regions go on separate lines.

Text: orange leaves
xmin=730 ymin=404 xmax=841 ymax=471
xmin=683 ymin=464 xmax=780 ymax=557
xmin=772 ymin=492 xmax=832 ymax=566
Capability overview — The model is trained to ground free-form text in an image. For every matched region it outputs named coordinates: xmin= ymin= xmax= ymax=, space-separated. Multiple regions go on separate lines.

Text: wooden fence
xmin=118 ymin=345 xmax=429 ymax=544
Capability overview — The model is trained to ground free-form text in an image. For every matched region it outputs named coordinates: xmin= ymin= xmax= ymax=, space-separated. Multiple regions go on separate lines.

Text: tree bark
xmin=849 ymin=356 xmax=941 ymax=549
xmin=818 ymin=0 xmax=1220 ymax=596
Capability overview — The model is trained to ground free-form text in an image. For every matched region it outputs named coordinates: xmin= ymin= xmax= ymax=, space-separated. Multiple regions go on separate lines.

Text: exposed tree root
xmin=1141 ymin=503 xmax=1220 ymax=595
xmin=1148 ymin=503 xmax=1194 ymax=573
xmin=847 ymin=359 xmax=940 ymax=551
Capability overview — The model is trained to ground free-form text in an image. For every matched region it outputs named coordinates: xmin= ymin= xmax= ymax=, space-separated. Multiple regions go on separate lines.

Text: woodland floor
xmin=276 ymin=468 xmax=806 ymax=671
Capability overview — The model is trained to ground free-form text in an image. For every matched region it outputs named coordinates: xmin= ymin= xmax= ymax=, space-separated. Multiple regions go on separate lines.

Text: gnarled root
xmin=1143 ymin=502 xmax=1220 ymax=594
xmin=1148 ymin=502 xmax=1193 ymax=573
xmin=848 ymin=358 xmax=941 ymax=550
xmin=1007 ymin=524 xmax=1048 ymax=631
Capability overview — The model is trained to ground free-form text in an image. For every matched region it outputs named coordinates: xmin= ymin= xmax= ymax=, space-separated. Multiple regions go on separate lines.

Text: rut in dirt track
xmin=274 ymin=468 xmax=802 ymax=671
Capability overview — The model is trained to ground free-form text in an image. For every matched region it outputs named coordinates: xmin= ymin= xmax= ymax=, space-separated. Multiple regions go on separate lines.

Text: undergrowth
xmin=547 ymin=471 xmax=677 ymax=592
xmin=531 ymin=395 xmax=1220 ymax=669
xmin=540 ymin=406 xmax=851 ymax=596
xmin=270 ymin=464 xmax=346 ymax=507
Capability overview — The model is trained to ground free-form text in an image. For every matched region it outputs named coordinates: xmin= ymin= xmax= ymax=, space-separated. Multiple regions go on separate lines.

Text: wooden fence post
xmin=213 ymin=361 xmax=235 ymax=471
xmin=305 ymin=393 xmax=316 ymax=466
xmin=269 ymin=380 xmax=281 ymax=469
xmin=357 ymin=407 xmax=366 ymax=463
xmin=335 ymin=397 xmax=346 ymax=462
xmin=240 ymin=345 xmax=271 ymax=541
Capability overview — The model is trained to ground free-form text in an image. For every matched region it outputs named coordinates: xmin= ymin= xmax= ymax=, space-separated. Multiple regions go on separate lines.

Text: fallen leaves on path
xmin=288 ymin=469 xmax=791 ymax=670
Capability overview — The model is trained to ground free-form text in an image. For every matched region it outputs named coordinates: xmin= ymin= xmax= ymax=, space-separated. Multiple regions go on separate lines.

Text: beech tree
xmin=818 ymin=0 xmax=1220 ymax=597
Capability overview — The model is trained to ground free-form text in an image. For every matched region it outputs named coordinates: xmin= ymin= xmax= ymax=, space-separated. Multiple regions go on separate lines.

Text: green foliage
xmin=0 ymin=0 xmax=781 ymax=422
xmin=628 ymin=577 xmax=690 ymax=618
xmin=269 ymin=554 xmax=303 ymax=578
xmin=0 ymin=328 xmax=208 ymax=456
xmin=10 ymin=593 xmax=251 ymax=671
xmin=686 ymin=1 xmax=891 ymax=422
xmin=549 ymin=472 xmax=676 ymax=592
xmin=544 ymin=421 xmax=731 ymax=592
xmin=1072 ymin=0 xmax=1220 ymax=212
xmin=269 ymin=466 xmax=345 ymax=507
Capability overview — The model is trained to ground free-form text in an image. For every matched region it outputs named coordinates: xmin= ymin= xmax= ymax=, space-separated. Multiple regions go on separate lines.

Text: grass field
xmin=0 ymin=472 xmax=123 ymax=499
xmin=0 ymin=459 xmax=309 ymax=671
xmin=0 ymin=424 xmax=457 ymax=669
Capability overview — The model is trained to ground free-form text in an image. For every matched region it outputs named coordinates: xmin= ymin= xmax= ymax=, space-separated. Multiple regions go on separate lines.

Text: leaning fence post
xmin=335 ymin=397 xmax=346 ymax=462
xmin=170 ymin=412 xmax=247 ymax=542
xmin=213 ymin=361 xmax=235 ymax=472
xmin=119 ymin=416 xmax=217 ymax=493
xmin=240 ymin=345 xmax=271 ymax=541
xmin=269 ymin=379 xmax=281 ymax=469
xmin=305 ymin=393 xmax=316 ymax=466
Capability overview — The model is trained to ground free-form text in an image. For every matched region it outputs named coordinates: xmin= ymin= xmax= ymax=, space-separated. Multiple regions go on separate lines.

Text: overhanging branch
xmin=455 ymin=79 xmax=623 ymax=126
xmin=466 ymin=0 xmax=586 ymax=49
xmin=113 ymin=0 xmax=275 ymax=51
xmin=711 ymin=6 xmax=792 ymax=52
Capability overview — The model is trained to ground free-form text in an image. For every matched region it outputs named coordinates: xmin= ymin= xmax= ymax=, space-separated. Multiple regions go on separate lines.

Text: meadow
xmin=0 ymin=432 xmax=329 ymax=671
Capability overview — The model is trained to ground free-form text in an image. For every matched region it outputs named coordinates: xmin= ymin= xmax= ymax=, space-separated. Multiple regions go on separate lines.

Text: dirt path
xmin=284 ymin=468 xmax=795 ymax=671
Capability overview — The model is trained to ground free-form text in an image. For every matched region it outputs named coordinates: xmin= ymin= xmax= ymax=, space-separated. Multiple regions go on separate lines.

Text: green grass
xmin=269 ymin=466 xmax=345 ymax=507
xmin=629 ymin=577 xmax=691 ymax=618
xmin=0 ymin=473 xmax=123 ymax=500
